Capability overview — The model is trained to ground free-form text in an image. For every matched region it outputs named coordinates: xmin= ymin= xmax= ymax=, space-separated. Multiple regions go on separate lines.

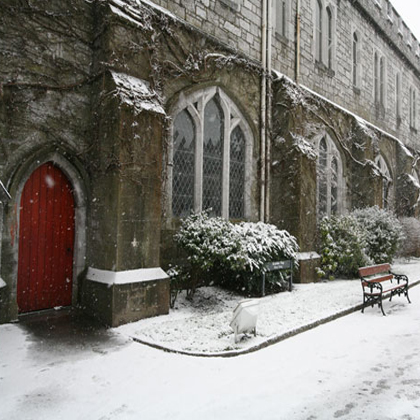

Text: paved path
xmin=1 ymin=286 xmax=420 ymax=419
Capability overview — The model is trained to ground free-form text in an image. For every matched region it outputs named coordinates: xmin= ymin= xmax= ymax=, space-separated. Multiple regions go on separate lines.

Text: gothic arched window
xmin=317 ymin=135 xmax=344 ymax=217
xmin=203 ymin=97 xmax=224 ymax=216
xmin=170 ymin=87 xmax=252 ymax=219
xmin=173 ymin=110 xmax=195 ymax=217
xmin=375 ymin=155 xmax=392 ymax=209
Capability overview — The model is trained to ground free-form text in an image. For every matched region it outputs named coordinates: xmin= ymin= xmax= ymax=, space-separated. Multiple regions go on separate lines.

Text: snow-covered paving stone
xmin=116 ymin=258 xmax=420 ymax=354
xmin=1 ymin=259 xmax=420 ymax=420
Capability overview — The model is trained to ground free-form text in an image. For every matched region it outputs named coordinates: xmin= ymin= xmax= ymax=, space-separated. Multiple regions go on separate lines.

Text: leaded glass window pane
xmin=229 ymin=126 xmax=245 ymax=219
xmin=315 ymin=0 xmax=323 ymax=62
xmin=383 ymin=179 xmax=389 ymax=209
xmin=327 ymin=7 xmax=333 ymax=69
xmin=331 ymin=156 xmax=338 ymax=215
xmin=319 ymin=137 xmax=328 ymax=216
xmin=353 ymin=32 xmax=358 ymax=86
xmin=172 ymin=109 xmax=195 ymax=217
xmin=276 ymin=0 xmax=286 ymax=37
xmin=203 ymin=97 xmax=223 ymax=216
xmin=374 ymin=53 xmax=379 ymax=103
xmin=380 ymin=57 xmax=385 ymax=105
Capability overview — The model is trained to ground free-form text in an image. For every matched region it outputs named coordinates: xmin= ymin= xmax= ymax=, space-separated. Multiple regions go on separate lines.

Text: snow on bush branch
xmin=317 ymin=206 xmax=403 ymax=279
xmin=175 ymin=211 xmax=299 ymax=273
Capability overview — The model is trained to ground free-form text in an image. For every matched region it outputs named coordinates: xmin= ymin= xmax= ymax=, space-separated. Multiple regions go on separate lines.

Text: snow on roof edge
xmin=273 ymin=70 xmax=414 ymax=159
xmin=136 ymin=0 xmax=177 ymax=20
xmin=110 ymin=71 xmax=166 ymax=115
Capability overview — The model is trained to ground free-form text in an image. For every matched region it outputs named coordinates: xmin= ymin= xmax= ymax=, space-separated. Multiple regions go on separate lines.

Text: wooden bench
xmin=359 ymin=263 xmax=411 ymax=316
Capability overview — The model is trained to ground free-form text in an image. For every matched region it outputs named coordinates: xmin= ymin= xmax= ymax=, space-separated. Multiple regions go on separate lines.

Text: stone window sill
xmin=275 ymin=32 xmax=289 ymax=45
xmin=315 ymin=60 xmax=335 ymax=78
xmin=219 ymin=0 xmax=238 ymax=12
xmin=375 ymin=103 xmax=385 ymax=119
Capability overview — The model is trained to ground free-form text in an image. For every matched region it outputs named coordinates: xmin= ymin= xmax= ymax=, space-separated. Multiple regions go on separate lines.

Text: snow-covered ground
xmin=116 ymin=259 xmax=420 ymax=355
xmin=1 ymin=259 xmax=420 ymax=420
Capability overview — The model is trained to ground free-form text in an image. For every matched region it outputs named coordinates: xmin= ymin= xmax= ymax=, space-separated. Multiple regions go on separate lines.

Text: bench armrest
xmin=390 ymin=272 xmax=409 ymax=284
xmin=361 ymin=279 xmax=383 ymax=293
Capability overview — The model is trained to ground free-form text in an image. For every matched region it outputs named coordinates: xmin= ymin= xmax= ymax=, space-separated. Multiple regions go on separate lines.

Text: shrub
xmin=174 ymin=212 xmax=299 ymax=296
xmin=352 ymin=206 xmax=403 ymax=264
xmin=317 ymin=215 xmax=369 ymax=279
xmin=317 ymin=207 xmax=404 ymax=279
xmin=174 ymin=212 xmax=240 ymax=295
xmin=396 ymin=217 xmax=420 ymax=259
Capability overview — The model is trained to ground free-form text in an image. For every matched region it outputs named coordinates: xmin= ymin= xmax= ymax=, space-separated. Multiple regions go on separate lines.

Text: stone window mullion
xmin=222 ymin=104 xmax=230 ymax=219
xmin=326 ymin=145 xmax=332 ymax=215
xmin=195 ymin=102 xmax=204 ymax=213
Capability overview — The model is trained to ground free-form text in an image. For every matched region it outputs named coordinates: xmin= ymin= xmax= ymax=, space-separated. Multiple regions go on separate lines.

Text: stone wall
xmin=0 ymin=0 xmax=95 ymax=322
xmin=145 ymin=0 xmax=420 ymax=153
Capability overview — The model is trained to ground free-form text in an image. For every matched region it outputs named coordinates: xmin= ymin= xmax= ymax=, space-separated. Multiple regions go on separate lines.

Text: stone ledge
xmin=83 ymin=267 xmax=170 ymax=327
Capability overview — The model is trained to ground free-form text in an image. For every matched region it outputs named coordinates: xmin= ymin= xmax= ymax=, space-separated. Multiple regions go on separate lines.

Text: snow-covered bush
xmin=232 ymin=221 xmax=299 ymax=271
xmin=174 ymin=212 xmax=299 ymax=296
xmin=317 ymin=207 xmax=403 ymax=279
xmin=352 ymin=206 xmax=403 ymax=264
xmin=174 ymin=212 xmax=240 ymax=296
xmin=398 ymin=217 xmax=420 ymax=259
xmin=317 ymin=215 xmax=369 ymax=279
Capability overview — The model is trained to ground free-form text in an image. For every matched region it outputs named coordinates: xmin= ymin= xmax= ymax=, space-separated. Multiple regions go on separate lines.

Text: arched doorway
xmin=17 ymin=162 xmax=75 ymax=313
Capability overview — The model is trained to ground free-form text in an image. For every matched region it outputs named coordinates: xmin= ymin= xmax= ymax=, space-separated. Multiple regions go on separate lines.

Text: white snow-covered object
xmin=0 ymin=278 xmax=6 ymax=289
xmin=110 ymin=71 xmax=165 ymax=115
xmin=86 ymin=267 xmax=169 ymax=286
xmin=230 ymin=299 xmax=259 ymax=343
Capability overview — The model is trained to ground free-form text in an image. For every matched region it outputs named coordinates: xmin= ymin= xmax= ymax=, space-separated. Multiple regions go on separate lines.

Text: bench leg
xmin=405 ymin=287 xmax=411 ymax=304
xmin=379 ymin=299 xmax=386 ymax=316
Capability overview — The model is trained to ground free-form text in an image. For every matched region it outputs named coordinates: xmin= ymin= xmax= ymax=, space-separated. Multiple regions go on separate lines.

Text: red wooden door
xmin=17 ymin=162 xmax=75 ymax=313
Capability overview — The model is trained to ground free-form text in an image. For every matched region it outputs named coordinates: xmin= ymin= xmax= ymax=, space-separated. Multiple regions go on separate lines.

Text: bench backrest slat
xmin=361 ymin=274 xmax=393 ymax=287
xmin=359 ymin=263 xmax=391 ymax=278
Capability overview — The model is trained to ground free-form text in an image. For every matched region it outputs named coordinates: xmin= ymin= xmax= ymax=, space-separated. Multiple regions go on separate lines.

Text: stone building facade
xmin=0 ymin=0 xmax=419 ymax=324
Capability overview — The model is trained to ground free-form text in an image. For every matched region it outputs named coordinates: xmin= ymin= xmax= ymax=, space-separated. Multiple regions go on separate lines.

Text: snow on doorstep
xmin=116 ymin=259 xmax=420 ymax=355
xmin=110 ymin=71 xmax=165 ymax=115
xmin=86 ymin=267 xmax=168 ymax=286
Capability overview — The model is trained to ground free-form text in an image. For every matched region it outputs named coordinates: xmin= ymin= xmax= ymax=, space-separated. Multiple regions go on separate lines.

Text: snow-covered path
xmin=1 ymin=282 xmax=420 ymax=419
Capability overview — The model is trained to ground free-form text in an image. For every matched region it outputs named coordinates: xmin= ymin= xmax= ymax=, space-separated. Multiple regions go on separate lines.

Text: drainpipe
xmin=260 ymin=0 xmax=268 ymax=222
xmin=265 ymin=0 xmax=273 ymax=222
xmin=296 ymin=0 xmax=301 ymax=84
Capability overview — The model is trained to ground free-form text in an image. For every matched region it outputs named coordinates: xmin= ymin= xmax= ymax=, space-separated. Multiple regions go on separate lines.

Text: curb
xmin=131 ymin=279 xmax=420 ymax=358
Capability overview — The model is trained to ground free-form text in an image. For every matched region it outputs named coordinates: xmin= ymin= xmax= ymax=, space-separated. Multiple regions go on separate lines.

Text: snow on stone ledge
xmin=407 ymin=173 xmax=420 ymax=189
xmin=0 ymin=278 xmax=6 ymax=289
xmin=86 ymin=267 xmax=169 ymax=286
xmin=273 ymin=70 xmax=413 ymax=159
xmin=110 ymin=71 xmax=165 ymax=116
xmin=297 ymin=252 xmax=321 ymax=261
